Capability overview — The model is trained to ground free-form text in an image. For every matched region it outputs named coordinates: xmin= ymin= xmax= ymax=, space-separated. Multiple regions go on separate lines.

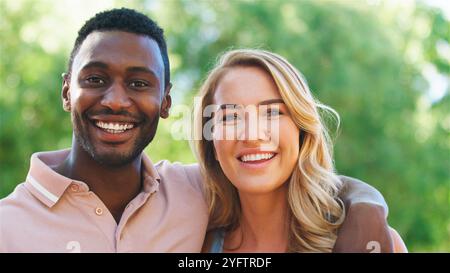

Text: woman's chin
xmin=230 ymin=178 xmax=287 ymax=195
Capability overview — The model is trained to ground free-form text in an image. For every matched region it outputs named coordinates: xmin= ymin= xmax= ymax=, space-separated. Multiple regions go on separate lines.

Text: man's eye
xmin=129 ymin=80 xmax=149 ymax=88
xmin=85 ymin=76 xmax=105 ymax=84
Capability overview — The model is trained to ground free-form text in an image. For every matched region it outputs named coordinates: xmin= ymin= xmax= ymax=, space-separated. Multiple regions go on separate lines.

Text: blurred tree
xmin=0 ymin=0 xmax=72 ymax=195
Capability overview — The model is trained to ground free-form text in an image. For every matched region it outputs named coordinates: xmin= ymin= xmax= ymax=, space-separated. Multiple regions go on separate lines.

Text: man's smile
xmin=95 ymin=121 xmax=135 ymax=133
xmin=88 ymin=115 xmax=142 ymax=143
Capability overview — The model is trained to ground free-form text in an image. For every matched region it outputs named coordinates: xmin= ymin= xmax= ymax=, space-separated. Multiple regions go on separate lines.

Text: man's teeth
xmin=240 ymin=153 xmax=275 ymax=162
xmin=95 ymin=121 xmax=134 ymax=133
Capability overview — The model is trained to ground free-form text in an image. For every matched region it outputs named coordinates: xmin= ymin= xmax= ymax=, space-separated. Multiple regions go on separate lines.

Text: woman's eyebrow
xmin=219 ymin=99 xmax=285 ymax=109
xmin=219 ymin=104 xmax=241 ymax=110
xmin=258 ymin=99 xmax=285 ymax=105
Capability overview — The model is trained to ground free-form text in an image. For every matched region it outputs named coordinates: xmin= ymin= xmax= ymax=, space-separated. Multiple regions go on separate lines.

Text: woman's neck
xmin=224 ymin=184 xmax=290 ymax=252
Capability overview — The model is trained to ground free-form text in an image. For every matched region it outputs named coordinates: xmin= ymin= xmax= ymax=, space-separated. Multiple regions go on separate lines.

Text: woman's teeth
xmin=240 ymin=153 xmax=275 ymax=162
xmin=95 ymin=121 xmax=135 ymax=134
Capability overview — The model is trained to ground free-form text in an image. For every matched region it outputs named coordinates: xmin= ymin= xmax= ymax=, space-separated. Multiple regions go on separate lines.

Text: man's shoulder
xmin=1 ymin=182 xmax=29 ymax=207
xmin=0 ymin=182 xmax=41 ymax=247
xmin=154 ymin=160 xmax=200 ymax=176
xmin=338 ymin=175 xmax=372 ymax=193
xmin=338 ymin=175 xmax=367 ymax=185
xmin=0 ymin=182 xmax=39 ymax=217
xmin=154 ymin=160 xmax=204 ymax=192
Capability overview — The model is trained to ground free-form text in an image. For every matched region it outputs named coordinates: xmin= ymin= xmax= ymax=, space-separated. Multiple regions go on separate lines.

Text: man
xmin=0 ymin=8 xmax=393 ymax=252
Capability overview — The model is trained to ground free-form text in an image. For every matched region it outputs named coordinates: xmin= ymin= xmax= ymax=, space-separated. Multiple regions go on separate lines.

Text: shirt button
xmin=70 ymin=184 xmax=79 ymax=192
xmin=95 ymin=207 xmax=103 ymax=216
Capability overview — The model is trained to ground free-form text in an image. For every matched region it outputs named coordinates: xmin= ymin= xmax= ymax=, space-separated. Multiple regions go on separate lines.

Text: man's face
xmin=63 ymin=31 xmax=171 ymax=166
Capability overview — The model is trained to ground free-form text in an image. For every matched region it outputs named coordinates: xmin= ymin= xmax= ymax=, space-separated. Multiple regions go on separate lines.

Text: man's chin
xmin=74 ymin=124 xmax=153 ymax=167
xmin=91 ymin=151 xmax=141 ymax=167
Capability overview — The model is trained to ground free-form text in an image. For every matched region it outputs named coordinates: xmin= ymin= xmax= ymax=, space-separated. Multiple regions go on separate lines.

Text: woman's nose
xmin=237 ymin=106 xmax=271 ymax=141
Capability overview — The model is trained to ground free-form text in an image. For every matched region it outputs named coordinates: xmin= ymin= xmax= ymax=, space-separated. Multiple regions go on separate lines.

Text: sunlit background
xmin=1 ymin=0 xmax=449 ymax=252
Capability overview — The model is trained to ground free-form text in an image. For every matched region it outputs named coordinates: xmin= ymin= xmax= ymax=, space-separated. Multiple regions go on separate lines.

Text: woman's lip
xmin=236 ymin=151 xmax=278 ymax=160
xmin=237 ymin=153 xmax=278 ymax=169
xmin=236 ymin=149 xmax=278 ymax=159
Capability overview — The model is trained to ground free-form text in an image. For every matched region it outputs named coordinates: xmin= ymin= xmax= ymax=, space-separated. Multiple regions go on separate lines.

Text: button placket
xmin=95 ymin=207 xmax=103 ymax=216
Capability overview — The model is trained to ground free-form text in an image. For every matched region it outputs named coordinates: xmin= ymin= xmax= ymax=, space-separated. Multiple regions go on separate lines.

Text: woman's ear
xmin=160 ymin=83 xmax=172 ymax=119
xmin=61 ymin=73 xmax=71 ymax=112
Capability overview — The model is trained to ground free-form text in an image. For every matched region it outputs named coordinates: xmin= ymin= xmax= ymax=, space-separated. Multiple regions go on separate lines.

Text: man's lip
xmin=89 ymin=114 xmax=141 ymax=124
xmin=89 ymin=119 xmax=137 ymax=144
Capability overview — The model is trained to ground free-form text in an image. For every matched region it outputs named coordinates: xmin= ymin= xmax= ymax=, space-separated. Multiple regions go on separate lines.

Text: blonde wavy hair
xmin=193 ymin=49 xmax=345 ymax=252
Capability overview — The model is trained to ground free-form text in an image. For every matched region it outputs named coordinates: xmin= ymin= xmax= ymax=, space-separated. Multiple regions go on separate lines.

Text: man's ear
xmin=61 ymin=73 xmax=71 ymax=112
xmin=160 ymin=82 xmax=172 ymax=119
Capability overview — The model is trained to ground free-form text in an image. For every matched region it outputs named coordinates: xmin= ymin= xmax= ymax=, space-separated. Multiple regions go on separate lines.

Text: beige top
xmin=0 ymin=149 xmax=208 ymax=253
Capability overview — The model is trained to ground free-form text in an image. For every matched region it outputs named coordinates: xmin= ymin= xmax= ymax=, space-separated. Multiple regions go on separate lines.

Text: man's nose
xmin=100 ymin=82 xmax=132 ymax=111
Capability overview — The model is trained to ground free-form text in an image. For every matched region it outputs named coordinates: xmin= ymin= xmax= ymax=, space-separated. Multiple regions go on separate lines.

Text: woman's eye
xmin=223 ymin=112 xmax=240 ymax=122
xmin=129 ymin=80 xmax=149 ymax=88
xmin=266 ymin=108 xmax=281 ymax=116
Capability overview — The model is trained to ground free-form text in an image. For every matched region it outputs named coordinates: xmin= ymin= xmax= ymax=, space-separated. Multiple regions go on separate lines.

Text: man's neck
xmin=52 ymin=142 xmax=143 ymax=223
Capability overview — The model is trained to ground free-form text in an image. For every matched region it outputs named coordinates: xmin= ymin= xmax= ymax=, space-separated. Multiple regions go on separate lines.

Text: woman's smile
xmin=236 ymin=150 xmax=278 ymax=170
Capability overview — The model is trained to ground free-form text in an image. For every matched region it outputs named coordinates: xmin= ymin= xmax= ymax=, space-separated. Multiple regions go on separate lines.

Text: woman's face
xmin=212 ymin=66 xmax=300 ymax=195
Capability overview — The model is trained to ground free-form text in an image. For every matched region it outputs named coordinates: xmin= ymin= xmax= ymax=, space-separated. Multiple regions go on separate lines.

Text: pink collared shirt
xmin=0 ymin=149 xmax=208 ymax=252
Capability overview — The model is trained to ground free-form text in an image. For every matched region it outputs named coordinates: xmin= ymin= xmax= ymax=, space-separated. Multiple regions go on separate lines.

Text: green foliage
xmin=0 ymin=0 xmax=72 ymax=194
xmin=1 ymin=0 xmax=448 ymax=251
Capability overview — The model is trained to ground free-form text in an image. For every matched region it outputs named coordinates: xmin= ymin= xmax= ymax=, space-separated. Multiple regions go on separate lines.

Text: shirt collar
xmin=25 ymin=149 xmax=161 ymax=208
xmin=141 ymin=152 xmax=161 ymax=194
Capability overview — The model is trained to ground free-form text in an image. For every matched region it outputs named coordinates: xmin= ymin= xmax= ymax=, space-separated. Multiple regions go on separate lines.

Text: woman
xmin=193 ymin=49 xmax=406 ymax=252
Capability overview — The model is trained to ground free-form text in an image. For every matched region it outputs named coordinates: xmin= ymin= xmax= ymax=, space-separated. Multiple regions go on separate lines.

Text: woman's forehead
xmin=213 ymin=66 xmax=282 ymax=105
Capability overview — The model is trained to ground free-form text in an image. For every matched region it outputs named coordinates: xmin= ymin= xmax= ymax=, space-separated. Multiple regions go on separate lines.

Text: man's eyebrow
xmin=80 ymin=61 xmax=108 ymax=71
xmin=126 ymin=66 xmax=159 ymax=78
xmin=80 ymin=62 xmax=158 ymax=78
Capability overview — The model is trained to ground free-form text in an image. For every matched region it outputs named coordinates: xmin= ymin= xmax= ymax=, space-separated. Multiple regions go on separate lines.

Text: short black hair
xmin=67 ymin=8 xmax=170 ymax=88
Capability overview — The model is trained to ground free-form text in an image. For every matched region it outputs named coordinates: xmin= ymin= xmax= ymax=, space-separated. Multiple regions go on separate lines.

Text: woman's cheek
xmin=213 ymin=139 xmax=229 ymax=164
xmin=213 ymin=140 xmax=237 ymax=176
xmin=280 ymin=120 xmax=300 ymax=161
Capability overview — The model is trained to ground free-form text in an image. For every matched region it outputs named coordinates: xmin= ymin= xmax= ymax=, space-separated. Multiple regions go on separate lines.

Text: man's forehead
xmin=72 ymin=31 xmax=164 ymax=75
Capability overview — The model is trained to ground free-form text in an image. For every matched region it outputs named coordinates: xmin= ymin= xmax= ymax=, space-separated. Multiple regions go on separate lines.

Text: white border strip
xmin=27 ymin=175 xmax=58 ymax=203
